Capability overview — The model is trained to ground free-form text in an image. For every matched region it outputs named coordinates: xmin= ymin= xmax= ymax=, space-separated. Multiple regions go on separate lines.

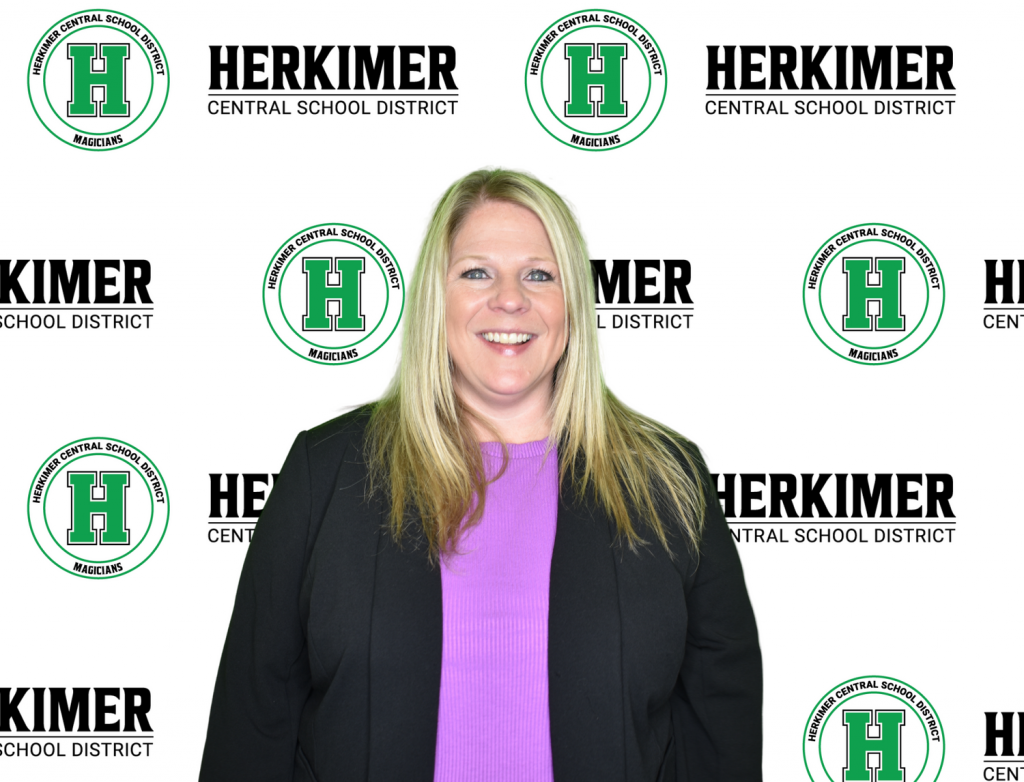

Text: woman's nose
xmin=489 ymin=273 xmax=529 ymax=313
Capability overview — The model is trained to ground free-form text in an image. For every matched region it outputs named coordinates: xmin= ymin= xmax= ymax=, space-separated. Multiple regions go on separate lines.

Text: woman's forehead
xmin=450 ymin=202 xmax=554 ymax=263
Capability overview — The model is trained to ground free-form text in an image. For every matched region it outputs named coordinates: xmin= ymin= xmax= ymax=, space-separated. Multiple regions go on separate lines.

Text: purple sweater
xmin=433 ymin=440 xmax=558 ymax=782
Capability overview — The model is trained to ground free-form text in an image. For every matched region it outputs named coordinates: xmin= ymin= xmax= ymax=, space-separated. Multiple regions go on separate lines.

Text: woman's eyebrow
xmin=452 ymin=254 xmax=556 ymax=263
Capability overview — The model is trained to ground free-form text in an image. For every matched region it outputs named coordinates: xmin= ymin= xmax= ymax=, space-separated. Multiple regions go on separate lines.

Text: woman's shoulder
xmin=287 ymin=404 xmax=376 ymax=488
xmin=304 ymin=403 xmax=375 ymax=452
xmin=650 ymin=425 xmax=710 ymax=486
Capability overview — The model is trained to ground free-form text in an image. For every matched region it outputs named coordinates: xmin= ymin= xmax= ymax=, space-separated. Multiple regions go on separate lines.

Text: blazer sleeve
xmin=199 ymin=431 xmax=313 ymax=781
xmin=674 ymin=470 xmax=762 ymax=781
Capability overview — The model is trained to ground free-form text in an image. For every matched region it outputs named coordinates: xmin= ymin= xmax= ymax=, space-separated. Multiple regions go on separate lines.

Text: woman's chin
xmin=460 ymin=376 xmax=549 ymax=411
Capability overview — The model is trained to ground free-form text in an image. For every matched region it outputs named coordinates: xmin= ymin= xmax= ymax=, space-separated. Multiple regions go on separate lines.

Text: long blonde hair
xmin=365 ymin=169 xmax=705 ymax=558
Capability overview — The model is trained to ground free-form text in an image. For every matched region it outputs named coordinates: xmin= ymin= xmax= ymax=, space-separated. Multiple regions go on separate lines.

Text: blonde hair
xmin=366 ymin=169 xmax=705 ymax=559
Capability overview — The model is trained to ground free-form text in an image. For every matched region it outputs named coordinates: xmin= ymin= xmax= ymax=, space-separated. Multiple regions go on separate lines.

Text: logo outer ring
xmin=26 ymin=8 xmax=170 ymax=151
xmin=802 ymin=223 xmax=945 ymax=365
xmin=524 ymin=8 xmax=667 ymax=152
xmin=801 ymin=675 xmax=945 ymax=782
xmin=26 ymin=436 xmax=170 ymax=579
xmin=262 ymin=223 xmax=405 ymax=366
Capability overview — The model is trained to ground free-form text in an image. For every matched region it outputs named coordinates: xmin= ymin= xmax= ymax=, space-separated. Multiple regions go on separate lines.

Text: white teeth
xmin=483 ymin=332 xmax=532 ymax=344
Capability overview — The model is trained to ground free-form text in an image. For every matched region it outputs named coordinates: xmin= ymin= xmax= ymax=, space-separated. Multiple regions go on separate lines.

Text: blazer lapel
xmin=367 ymin=523 xmax=443 ymax=781
xmin=548 ymin=487 xmax=627 ymax=781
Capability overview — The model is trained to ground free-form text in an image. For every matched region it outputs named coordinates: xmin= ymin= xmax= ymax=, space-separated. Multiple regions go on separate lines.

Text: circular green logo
xmin=803 ymin=675 xmax=944 ymax=782
xmin=262 ymin=223 xmax=405 ymax=365
xmin=803 ymin=223 xmax=945 ymax=365
xmin=28 ymin=10 xmax=169 ymax=150
xmin=524 ymin=10 xmax=666 ymax=151
xmin=27 ymin=437 xmax=169 ymax=578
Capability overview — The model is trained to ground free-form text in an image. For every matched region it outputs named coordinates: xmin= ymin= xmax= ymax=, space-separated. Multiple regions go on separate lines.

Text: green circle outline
xmin=43 ymin=24 xmax=154 ymax=136
xmin=27 ymin=9 xmax=170 ymax=152
xmin=539 ymin=23 xmax=651 ymax=137
xmin=802 ymin=224 xmax=945 ymax=365
xmin=26 ymin=436 xmax=170 ymax=579
xmin=523 ymin=9 xmax=667 ymax=152
xmin=278 ymin=237 xmax=390 ymax=350
xmin=802 ymin=675 xmax=945 ymax=782
xmin=817 ymin=238 xmax=930 ymax=350
xmin=262 ymin=223 xmax=406 ymax=366
xmin=43 ymin=452 xmax=154 ymax=564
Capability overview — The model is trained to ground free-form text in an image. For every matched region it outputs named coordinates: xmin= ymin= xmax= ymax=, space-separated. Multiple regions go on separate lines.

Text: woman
xmin=200 ymin=170 xmax=761 ymax=782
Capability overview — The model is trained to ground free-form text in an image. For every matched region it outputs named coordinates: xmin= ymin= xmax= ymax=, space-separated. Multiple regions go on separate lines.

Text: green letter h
xmin=843 ymin=710 xmax=905 ymax=781
xmin=67 ymin=43 xmax=130 ymax=117
xmin=303 ymin=257 xmax=364 ymax=331
xmin=843 ymin=257 xmax=905 ymax=331
xmin=564 ymin=43 xmax=627 ymax=117
xmin=67 ymin=472 xmax=130 ymax=545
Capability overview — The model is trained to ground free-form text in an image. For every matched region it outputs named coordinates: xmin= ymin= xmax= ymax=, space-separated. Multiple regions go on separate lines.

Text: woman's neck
xmin=461 ymin=397 xmax=553 ymax=444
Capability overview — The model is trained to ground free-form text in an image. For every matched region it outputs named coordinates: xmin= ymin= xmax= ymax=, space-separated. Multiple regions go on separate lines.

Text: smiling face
xmin=446 ymin=200 xmax=567 ymax=436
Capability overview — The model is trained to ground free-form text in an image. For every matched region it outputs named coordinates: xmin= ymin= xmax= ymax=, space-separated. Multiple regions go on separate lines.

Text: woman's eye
xmin=461 ymin=268 xmax=488 ymax=280
xmin=525 ymin=269 xmax=553 ymax=282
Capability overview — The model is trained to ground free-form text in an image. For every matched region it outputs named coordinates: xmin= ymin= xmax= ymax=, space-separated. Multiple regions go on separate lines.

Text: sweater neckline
xmin=478 ymin=439 xmax=552 ymax=459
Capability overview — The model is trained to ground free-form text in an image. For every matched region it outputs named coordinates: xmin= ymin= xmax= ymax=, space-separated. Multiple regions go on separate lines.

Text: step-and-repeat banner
xmin=2 ymin=1 xmax=1021 ymax=780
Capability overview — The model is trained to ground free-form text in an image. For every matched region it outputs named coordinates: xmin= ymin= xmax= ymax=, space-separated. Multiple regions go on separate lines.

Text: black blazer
xmin=200 ymin=409 xmax=761 ymax=782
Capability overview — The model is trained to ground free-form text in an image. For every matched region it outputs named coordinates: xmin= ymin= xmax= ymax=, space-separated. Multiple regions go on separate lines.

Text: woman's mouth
xmin=481 ymin=332 xmax=533 ymax=344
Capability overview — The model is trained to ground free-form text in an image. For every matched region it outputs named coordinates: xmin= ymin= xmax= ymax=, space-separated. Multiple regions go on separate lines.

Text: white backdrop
xmin=2 ymin=0 xmax=1021 ymax=779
